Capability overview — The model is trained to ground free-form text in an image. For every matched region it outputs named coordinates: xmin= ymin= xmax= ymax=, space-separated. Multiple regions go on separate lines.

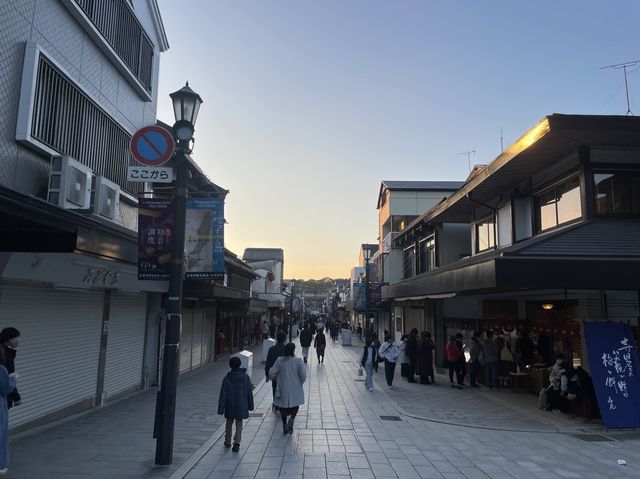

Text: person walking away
xmin=468 ymin=331 xmax=483 ymax=388
xmin=314 ymin=328 xmax=327 ymax=363
xmin=399 ymin=335 xmax=409 ymax=379
xmin=405 ymin=329 xmax=419 ymax=383
xmin=261 ymin=321 xmax=270 ymax=341
xmin=0 ymin=328 xmax=21 ymax=409
xmin=217 ymin=356 xmax=254 ymax=452
xmin=378 ymin=334 xmax=400 ymax=388
xmin=418 ymin=331 xmax=435 ymax=384
xmin=445 ymin=336 xmax=463 ymax=389
xmin=299 ymin=325 xmax=313 ymax=364
xmin=483 ymin=330 xmax=499 ymax=389
xmin=455 ymin=333 xmax=467 ymax=386
xmin=0 ymin=343 xmax=17 ymax=474
xmin=361 ymin=338 xmax=377 ymax=391
xmin=372 ymin=334 xmax=382 ymax=372
xmin=356 ymin=323 xmax=363 ymax=342
xmin=265 ymin=331 xmax=287 ymax=411
xmin=269 ymin=343 xmax=307 ymax=434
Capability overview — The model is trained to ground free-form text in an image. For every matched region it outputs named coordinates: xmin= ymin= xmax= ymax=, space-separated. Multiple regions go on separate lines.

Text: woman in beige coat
xmin=269 ymin=343 xmax=307 ymax=434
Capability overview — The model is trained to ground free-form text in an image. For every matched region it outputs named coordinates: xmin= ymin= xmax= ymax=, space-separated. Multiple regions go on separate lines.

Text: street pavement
xmin=7 ymin=338 xmax=640 ymax=478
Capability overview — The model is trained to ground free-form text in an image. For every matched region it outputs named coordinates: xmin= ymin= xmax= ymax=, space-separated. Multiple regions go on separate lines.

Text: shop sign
xmin=138 ymin=197 xmax=173 ymax=280
xmin=584 ymin=322 xmax=640 ymax=429
xmin=83 ymin=267 xmax=120 ymax=286
xmin=185 ymin=196 xmax=225 ymax=281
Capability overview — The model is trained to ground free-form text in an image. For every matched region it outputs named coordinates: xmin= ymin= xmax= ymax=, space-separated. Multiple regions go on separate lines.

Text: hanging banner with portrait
xmin=137 ymin=197 xmax=174 ymax=280
xmin=185 ymin=196 xmax=225 ymax=280
xmin=584 ymin=322 xmax=640 ymax=429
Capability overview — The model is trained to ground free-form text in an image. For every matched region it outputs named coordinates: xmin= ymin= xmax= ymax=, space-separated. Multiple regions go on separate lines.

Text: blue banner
xmin=353 ymin=283 xmax=365 ymax=311
xmin=584 ymin=322 xmax=640 ymax=429
xmin=185 ymin=196 xmax=225 ymax=280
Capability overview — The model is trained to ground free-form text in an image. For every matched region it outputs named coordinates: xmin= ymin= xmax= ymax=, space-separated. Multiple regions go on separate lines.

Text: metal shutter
xmin=179 ymin=312 xmax=193 ymax=373
xmin=190 ymin=310 xmax=203 ymax=369
xmin=103 ymin=292 xmax=147 ymax=399
xmin=0 ymin=285 xmax=103 ymax=428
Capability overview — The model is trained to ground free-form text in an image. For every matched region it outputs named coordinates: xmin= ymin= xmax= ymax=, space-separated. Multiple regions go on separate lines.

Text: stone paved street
xmin=6 ymin=338 xmax=640 ymax=478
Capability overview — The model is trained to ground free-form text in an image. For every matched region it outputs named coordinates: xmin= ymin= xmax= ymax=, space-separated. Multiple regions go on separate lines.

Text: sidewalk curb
xmin=168 ymin=375 xmax=270 ymax=479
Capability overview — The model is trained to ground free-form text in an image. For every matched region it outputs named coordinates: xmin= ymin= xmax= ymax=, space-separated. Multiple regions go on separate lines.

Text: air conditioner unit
xmin=91 ymin=175 xmax=120 ymax=221
xmin=48 ymin=156 xmax=92 ymax=209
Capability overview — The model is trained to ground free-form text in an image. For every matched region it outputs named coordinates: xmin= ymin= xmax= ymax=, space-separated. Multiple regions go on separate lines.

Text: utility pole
xmin=500 ymin=128 xmax=504 ymax=153
xmin=600 ymin=60 xmax=639 ymax=116
xmin=458 ymin=149 xmax=476 ymax=173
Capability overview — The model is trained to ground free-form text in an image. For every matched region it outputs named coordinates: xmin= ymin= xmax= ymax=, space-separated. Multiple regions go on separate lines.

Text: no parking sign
xmin=130 ymin=125 xmax=175 ymax=166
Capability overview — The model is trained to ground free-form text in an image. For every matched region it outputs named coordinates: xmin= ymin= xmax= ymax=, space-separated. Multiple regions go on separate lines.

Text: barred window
xmin=31 ymin=56 xmax=141 ymax=194
xmin=74 ymin=0 xmax=154 ymax=91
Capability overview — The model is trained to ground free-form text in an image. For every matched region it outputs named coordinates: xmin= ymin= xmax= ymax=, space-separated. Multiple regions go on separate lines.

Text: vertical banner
xmin=353 ymin=283 xmax=365 ymax=311
xmin=138 ymin=197 xmax=173 ymax=280
xmin=584 ymin=322 xmax=640 ymax=429
xmin=185 ymin=196 xmax=225 ymax=280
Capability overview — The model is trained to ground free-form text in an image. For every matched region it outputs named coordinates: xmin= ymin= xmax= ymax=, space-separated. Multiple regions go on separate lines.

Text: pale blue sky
xmin=156 ymin=0 xmax=640 ymax=278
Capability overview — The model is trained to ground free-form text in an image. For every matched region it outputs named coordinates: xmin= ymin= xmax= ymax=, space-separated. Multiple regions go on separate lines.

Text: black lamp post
xmin=363 ymin=248 xmax=372 ymax=331
xmin=154 ymin=82 xmax=203 ymax=466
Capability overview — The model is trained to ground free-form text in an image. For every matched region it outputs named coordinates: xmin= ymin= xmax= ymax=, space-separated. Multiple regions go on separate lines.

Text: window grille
xmin=74 ymin=0 xmax=154 ymax=91
xmin=31 ymin=56 xmax=141 ymax=194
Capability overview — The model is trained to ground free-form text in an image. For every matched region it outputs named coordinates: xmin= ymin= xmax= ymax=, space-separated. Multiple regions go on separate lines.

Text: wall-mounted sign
xmin=138 ymin=197 xmax=173 ymax=280
xmin=185 ymin=196 xmax=224 ymax=280
xmin=127 ymin=166 xmax=173 ymax=183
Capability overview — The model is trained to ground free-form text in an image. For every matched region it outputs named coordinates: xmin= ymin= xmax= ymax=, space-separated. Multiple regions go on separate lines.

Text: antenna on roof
xmin=500 ymin=128 xmax=504 ymax=153
xmin=600 ymin=60 xmax=639 ymax=116
xmin=457 ymin=149 xmax=476 ymax=173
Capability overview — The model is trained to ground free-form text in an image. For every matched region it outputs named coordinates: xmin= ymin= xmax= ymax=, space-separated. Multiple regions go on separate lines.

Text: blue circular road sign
xmin=130 ymin=125 xmax=175 ymax=166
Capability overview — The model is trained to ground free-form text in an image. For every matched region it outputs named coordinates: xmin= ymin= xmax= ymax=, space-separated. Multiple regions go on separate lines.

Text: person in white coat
xmin=269 ymin=343 xmax=307 ymax=434
xmin=378 ymin=334 xmax=400 ymax=388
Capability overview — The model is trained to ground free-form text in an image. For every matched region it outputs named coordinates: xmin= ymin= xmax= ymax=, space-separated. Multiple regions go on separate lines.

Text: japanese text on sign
xmin=602 ymin=337 xmax=635 ymax=409
xmin=127 ymin=166 xmax=173 ymax=183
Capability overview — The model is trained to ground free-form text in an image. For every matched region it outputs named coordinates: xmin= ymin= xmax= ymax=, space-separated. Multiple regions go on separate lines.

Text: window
xmin=418 ymin=237 xmax=436 ymax=273
xmin=595 ymin=172 xmax=640 ymax=217
xmin=534 ymin=176 xmax=581 ymax=232
xmin=475 ymin=216 xmax=496 ymax=252
xmin=73 ymin=0 xmax=154 ymax=91
xmin=403 ymin=245 xmax=415 ymax=279
xmin=31 ymin=55 xmax=140 ymax=194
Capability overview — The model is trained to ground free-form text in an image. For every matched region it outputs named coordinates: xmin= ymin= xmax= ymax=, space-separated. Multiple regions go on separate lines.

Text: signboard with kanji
xmin=137 ymin=197 xmax=173 ymax=280
xmin=184 ymin=196 xmax=225 ymax=280
xmin=584 ymin=322 xmax=640 ymax=429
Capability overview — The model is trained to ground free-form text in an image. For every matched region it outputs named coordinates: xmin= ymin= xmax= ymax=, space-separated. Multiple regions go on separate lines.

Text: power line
xmin=600 ymin=60 xmax=639 ymax=116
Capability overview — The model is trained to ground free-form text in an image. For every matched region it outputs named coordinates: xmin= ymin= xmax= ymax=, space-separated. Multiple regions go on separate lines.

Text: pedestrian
xmin=0 ymin=328 xmax=21 ymax=408
xmin=0 ymin=344 xmax=17 ymax=474
xmin=314 ymin=328 xmax=327 ymax=363
xmin=361 ymin=338 xmax=377 ymax=391
xmin=265 ymin=331 xmax=287 ymax=411
xmin=269 ymin=343 xmax=307 ymax=435
xmin=406 ymin=328 xmax=419 ymax=383
xmin=356 ymin=323 xmax=363 ymax=342
xmin=378 ymin=334 xmax=400 ymax=388
xmin=468 ymin=331 xmax=483 ymax=388
xmin=399 ymin=335 xmax=409 ymax=378
xmin=483 ymin=330 xmax=499 ymax=389
xmin=330 ymin=323 xmax=339 ymax=342
xmin=445 ymin=336 xmax=464 ymax=389
xmin=300 ymin=324 xmax=313 ymax=364
xmin=217 ymin=356 xmax=254 ymax=452
xmin=455 ymin=333 xmax=467 ymax=386
xmin=418 ymin=331 xmax=435 ymax=385
xmin=372 ymin=333 xmax=381 ymax=372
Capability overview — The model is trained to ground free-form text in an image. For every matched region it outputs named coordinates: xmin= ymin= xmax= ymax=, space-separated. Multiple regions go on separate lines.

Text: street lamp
xmin=154 ymin=82 xmax=203 ymax=466
xmin=363 ymin=248 xmax=372 ymax=332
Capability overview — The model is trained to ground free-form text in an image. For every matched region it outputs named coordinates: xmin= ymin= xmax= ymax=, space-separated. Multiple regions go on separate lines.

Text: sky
xmin=155 ymin=0 xmax=640 ymax=279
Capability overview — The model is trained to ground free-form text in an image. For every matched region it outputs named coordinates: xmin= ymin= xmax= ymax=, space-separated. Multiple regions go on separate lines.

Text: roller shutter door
xmin=179 ymin=312 xmax=193 ymax=373
xmin=179 ymin=308 xmax=212 ymax=373
xmin=0 ymin=285 xmax=103 ymax=429
xmin=103 ymin=293 xmax=147 ymax=399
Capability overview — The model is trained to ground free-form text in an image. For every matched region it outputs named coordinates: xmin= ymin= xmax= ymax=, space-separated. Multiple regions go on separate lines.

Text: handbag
xmin=538 ymin=387 xmax=548 ymax=410
xmin=358 ymin=366 xmax=363 ymax=377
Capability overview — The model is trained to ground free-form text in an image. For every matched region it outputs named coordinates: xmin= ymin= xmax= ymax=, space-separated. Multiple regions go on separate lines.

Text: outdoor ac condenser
xmin=48 ymin=155 xmax=92 ymax=209
xmin=91 ymin=175 xmax=121 ymax=221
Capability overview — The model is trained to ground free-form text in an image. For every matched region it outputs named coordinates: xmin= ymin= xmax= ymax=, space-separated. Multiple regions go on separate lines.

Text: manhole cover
xmin=572 ymin=434 xmax=614 ymax=442
xmin=380 ymin=416 xmax=402 ymax=421
xmin=249 ymin=412 xmax=264 ymax=418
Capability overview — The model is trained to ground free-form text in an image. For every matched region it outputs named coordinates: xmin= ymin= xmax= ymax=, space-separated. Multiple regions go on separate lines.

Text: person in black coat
xmin=314 ymin=329 xmax=327 ymax=363
xmin=0 ymin=328 xmax=20 ymax=408
xmin=218 ymin=357 xmax=254 ymax=451
xmin=300 ymin=325 xmax=313 ymax=363
xmin=405 ymin=328 xmax=419 ymax=383
xmin=418 ymin=331 xmax=435 ymax=384
xmin=265 ymin=331 xmax=287 ymax=410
